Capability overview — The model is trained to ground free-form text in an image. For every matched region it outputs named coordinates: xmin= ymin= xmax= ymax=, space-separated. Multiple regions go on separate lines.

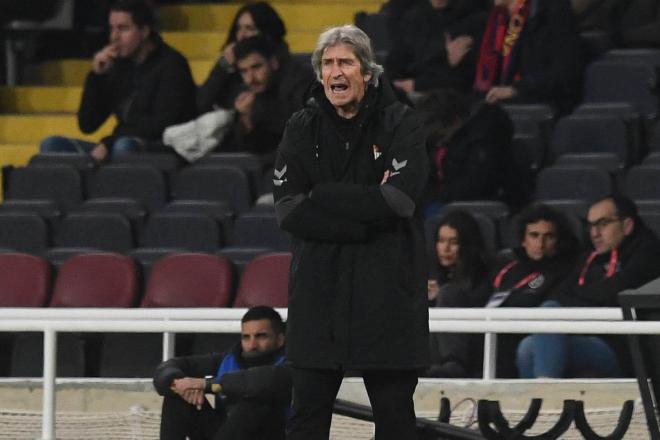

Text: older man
xmin=516 ymin=195 xmax=660 ymax=378
xmin=273 ymin=25 xmax=429 ymax=440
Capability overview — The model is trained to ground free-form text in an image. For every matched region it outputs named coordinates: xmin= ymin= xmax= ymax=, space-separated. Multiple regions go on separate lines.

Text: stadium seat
xmin=0 ymin=252 xmax=50 ymax=307
xmin=624 ymin=165 xmax=660 ymax=201
xmin=6 ymin=164 xmax=83 ymax=212
xmin=112 ymin=152 xmax=183 ymax=189
xmin=0 ymin=212 xmax=49 ymax=254
xmin=233 ymin=253 xmax=291 ymax=308
xmin=54 ymin=212 xmax=134 ymax=253
xmin=87 ymin=164 xmax=167 ymax=212
xmin=28 ymin=152 xmax=95 ymax=170
xmin=49 ymin=253 xmax=138 ymax=307
xmin=0 ymin=199 xmax=61 ymax=228
xmin=640 ymin=212 xmax=660 ymax=239
xmin=141 ymin=253 xmax=233 ymax=308
xmin=73 ymin=198 xmax=147 ymax=233
xmin=128 ymin=247 xmax=187 ymax=293
xmin=355 ymin=11 xmax=390 ymax=54
xmin=198 ymin=152 xmax=264 ymax=197
xmin=534 ymin=165 xmax=613 ymax=201
xmin=583 ymin=60 xmax=659 ymax=117
xmin=550 ymin=114 xmax=630 ymax=164
xmin=161 ymin=199 xmax=234 ymax=245
xmin=172 ymin=165 xmax=252 ymax=215
xmin=230 ymin=210 xmax=290 ymax=251
xmin=604 ymin=48 xmax=660 ymax=66
xmin=140 ymin=212 xmax=223 ymax=252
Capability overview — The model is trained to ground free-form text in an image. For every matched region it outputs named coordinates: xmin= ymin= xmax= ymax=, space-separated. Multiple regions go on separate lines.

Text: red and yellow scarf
xmin=474 ymin=0 xmax=530 ymax=92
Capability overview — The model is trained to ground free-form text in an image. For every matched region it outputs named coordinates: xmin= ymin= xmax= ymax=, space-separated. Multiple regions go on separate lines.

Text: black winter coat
xmin=78 ymin=36 xmax=196 ymax=150
xmin=551 ymin=223 xmax=660 ymax=374
xmin=153 ymin=345 xmax=291 ymax=407
xmin=385 ymin=0 xmax=487 ymax=92
xmin=476 ymin=248 xmax=576 ymax=377
xmin=273 ymin=81 xmax=430 ymax=369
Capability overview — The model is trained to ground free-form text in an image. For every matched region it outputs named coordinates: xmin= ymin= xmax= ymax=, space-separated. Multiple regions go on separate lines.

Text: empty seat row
xmin=0 ymin=251 xmax=291 ymax=377
xmin=0 ymin=206 xmax=289 ymax=255
xmin=0 ymin=251 xmax=291 ymax=309
xmin=4 ymin=152 xmax=273 ymax=216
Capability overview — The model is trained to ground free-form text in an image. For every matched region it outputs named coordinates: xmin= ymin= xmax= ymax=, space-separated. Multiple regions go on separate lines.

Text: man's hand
xmin=171 ymin=377 xmax=206 ymax=410
xmin=90 ymin=143 xmax=109 ymax=163
xmin=381 ymin=170 xmax=391 ymax=185
xmin=393 ymin=79 xmax=415 ymax=93
xmin=92 ymin=45 xmax=118 ymax=75
xmin=485 ymin=86 xmax=517 ymax=104
xmin=235 ymin=91 xmax=256 ymax=132
xmin=234 ymin=91 xmax=255 ymax=115
xmin=427 ymin=279 xmax=440 ymax=302
xmin=445 ymin=34 xmax=473 ymax=67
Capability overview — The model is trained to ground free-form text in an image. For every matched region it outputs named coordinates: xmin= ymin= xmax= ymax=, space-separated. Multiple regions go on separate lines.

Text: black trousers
xmin=160 ymin=395 xmax=286 ymax=440
xmin=286 ymin=368 xmax=419 ymax=440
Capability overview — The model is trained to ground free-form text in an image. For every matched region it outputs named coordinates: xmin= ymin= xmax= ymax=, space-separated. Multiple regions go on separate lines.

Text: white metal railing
xmin=1 ymin=307 xmax=658 ymax=440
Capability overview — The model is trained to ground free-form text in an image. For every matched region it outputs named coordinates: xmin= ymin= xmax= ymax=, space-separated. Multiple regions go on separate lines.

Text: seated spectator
xmin=153 ymin=306 xmax=290 ymax=440
xmin=39 ymin=0 xmax=196 ymax=163
xmin=196 ymin=2 xmax=310 ymax=115
xmin=417 ymin=89 xmax=526 ymax=217
xmin=215 ymin=35 xmax=313 ymax=168
xmin=611 ymin=0 xmax=660 ymax=48
xmin=386 ymin=0 xmax=488 ymax=94
xmin=473 ymin=0 xmax=582 ymax=115
xmin=516 ymin=194 xmax=660 ymax=378
xmin=474 ymin=203 xmax=579 ymax=377
xmin=426 ymin=210 xmax=490 ymax=378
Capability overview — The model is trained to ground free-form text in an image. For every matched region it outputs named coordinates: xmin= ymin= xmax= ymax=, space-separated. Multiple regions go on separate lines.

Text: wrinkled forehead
xmin=321 ymin=43 xmax=359 ymax=61
xmin=587 ymin=199 xmax=617 ymax=221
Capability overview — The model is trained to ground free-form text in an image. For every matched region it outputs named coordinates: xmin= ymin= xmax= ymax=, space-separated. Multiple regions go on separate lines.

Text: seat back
xmin=7 ymin=164 xmax=83 ymax=212
xmin=172 ymin=165 xmax=252 ymax=214
xmin=231 ymin=210 xmax=290 ymax=251
xmin=234 ymin=253 xmax=291 ymax=308
xmin=54 ymin=212 xmax=134 ymax=253
xmin=142 ymin=253 xmax=233 ymax=307
xmin=141 ymin=212 xmax=222 ymax=252
xmin=88 ymin=164 xmax=167 ymax=212
xmin=49 ymin=253 xmax=138 ymax=307
xmin=0 ymin=253 xmax=50 ymax=306
xmin=0 ymin=212 xmax=49 ymax=253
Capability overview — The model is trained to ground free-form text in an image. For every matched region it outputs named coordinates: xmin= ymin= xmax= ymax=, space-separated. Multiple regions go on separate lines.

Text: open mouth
xmin=331 ymin=84 xmax=349 ymax=93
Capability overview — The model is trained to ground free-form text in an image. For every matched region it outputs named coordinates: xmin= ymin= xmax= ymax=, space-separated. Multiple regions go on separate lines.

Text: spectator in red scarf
xmin=473 ymin=0 xmax=583 ymax=115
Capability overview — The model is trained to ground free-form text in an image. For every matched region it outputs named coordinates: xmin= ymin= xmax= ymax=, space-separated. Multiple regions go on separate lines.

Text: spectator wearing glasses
xmin=516 ymin=194 xmax=660 ymax=378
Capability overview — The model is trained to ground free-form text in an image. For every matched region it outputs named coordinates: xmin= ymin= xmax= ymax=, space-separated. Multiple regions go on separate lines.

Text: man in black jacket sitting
xmin=153 ymin=306 xmax=289 ymax=440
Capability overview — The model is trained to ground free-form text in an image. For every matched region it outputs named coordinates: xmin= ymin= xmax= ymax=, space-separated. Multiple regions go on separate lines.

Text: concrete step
xmin=163 ymin=30 xmax=319 ymax=59
xmin=159 ymin=3 xmax=381 ymax=31
xmin=0 ymin=86 xmax=82 ymax=114
xmin=0 ymin=114 xmax=113 ymax=144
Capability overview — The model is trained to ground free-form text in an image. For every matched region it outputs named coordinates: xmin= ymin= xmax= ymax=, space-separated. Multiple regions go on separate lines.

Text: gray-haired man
xmin=273 ymin=25 xmax=429 ymax=440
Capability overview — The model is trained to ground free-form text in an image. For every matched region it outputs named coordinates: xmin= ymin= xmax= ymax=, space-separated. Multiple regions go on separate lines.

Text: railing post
xmin=483 ymin=322 xmax=497 ymax=380
xmin=42 ymin=328 xmax=57 ymax=440
xmin=163 ymin=331 xmax=175 ymax=361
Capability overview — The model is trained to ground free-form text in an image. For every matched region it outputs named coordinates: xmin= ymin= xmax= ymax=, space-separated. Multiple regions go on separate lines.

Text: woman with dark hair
xmin=196 ymin=1 xmax=302 ymax=114
xmin=426 ymin=210 xmax=490 ymax=378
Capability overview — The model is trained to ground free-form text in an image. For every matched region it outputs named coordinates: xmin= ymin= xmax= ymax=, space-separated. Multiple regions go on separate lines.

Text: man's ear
xmin=623 ymin=217 xmax=634 ymax=236
xmin=276 ymin=332 xmax=285 ymax=348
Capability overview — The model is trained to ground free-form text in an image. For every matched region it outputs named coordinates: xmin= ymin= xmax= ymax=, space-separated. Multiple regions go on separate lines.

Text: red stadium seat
xmin=0 ymin=253 xmax=50 ymax=307
xmin=49 ymin=253 xmax=138 ymax=307
xmin=141 ymin=253 xmax=233 ymax=307
xmin=233 ymin=253 xmax=291 ymax=307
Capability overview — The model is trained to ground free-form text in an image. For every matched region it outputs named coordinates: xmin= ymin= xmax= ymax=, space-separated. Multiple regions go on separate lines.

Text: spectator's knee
xmin=40 ymin=135 xmax=72 ymax=153
xmin=111 ymin=136 xmax=141 ymax=158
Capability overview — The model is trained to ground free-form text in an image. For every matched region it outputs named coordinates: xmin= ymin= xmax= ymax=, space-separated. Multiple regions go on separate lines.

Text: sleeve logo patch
xmin=392 ymin=158 xmax=407 ymax=170
xmin=273 ymin=165 xmax=288 ymax=187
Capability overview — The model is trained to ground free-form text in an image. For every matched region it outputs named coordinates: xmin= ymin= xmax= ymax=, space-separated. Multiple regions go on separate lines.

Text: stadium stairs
xmin=0 ymin=0 xmax=383 ymax=197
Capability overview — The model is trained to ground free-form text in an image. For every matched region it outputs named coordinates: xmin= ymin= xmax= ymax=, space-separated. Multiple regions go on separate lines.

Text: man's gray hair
xmin=311 ymin=24 xmax=384 ymax=87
